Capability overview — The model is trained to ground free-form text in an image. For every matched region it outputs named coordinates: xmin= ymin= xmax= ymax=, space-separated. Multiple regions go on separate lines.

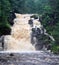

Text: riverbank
xmin=0 ymin=51 xmax=59 ymax=65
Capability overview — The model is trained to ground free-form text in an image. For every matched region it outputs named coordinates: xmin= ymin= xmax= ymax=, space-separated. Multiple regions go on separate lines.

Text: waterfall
xmin=4 ymin=14 xmax=36 ymax=51
xmin=0 ymin=13 xmax=55 ymax=51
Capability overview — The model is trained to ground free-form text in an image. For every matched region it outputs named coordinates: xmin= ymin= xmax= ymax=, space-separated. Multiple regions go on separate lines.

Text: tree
xmin=0 ymin=0 xmax=11 ymax=36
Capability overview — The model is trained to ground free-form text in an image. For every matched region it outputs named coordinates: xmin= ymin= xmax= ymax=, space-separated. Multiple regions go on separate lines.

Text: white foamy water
xmin=4 ymin=14 xmax=38 ymax=51
xmin=3 ymin=13 xmax=55 ymax=51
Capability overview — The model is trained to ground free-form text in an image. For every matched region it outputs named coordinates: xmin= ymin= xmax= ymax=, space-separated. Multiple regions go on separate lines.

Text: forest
xmin=0 ymin=0 xmax=59 ymax=53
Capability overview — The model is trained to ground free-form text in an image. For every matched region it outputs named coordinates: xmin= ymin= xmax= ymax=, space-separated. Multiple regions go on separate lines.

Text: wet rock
xmin=30 ymin=15 xmax=38 ymax=19
xmin=0 ymin=51 xmax=59 ymax=65
xmin=8 ymin=11 xmax=16 ymax=26
xmin=0 ymin=35 xmax=5 ymax=50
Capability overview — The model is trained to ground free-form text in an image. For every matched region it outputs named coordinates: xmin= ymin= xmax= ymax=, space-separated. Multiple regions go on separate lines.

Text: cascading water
xmin=1 ymin=13 xmax=55 ymax=51
xmin=4 ymin=14 xmax=36 ymax=51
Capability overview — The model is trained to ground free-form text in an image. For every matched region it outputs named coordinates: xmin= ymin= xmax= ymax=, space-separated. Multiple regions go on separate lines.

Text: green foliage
xmin=41 ymin=0 xmax=59 ymax=53
xmin=0 ymin=0 xmax=11 ymax=36
xmin=52 ymin=44 xmax=59 ymax=54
